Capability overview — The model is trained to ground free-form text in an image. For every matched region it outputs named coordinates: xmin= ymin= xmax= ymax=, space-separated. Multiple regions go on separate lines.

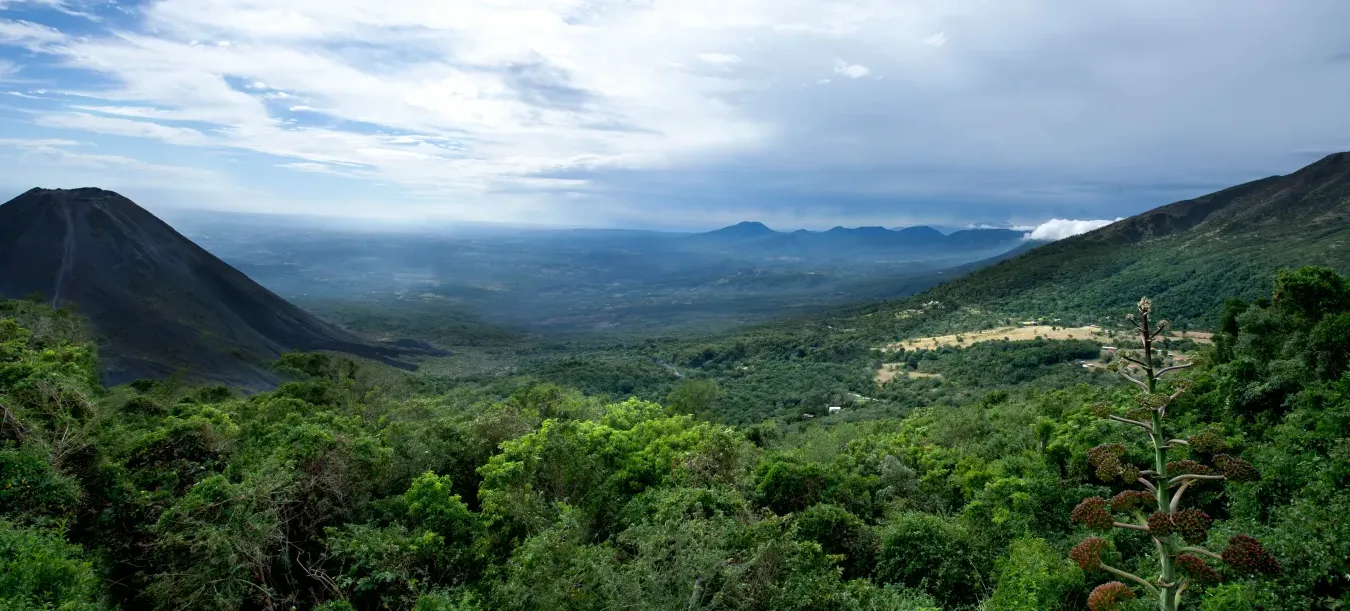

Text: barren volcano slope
xmin=0 ymin=187 xmax=439 ymax=388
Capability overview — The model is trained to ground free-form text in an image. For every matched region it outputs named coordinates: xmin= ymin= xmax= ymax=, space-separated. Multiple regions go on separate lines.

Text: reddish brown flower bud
xmin=1088 ymin=581 xmax=1136 ymax=611
xmin=1166 ymin=460 xmax=1216 ymax=477
xmin=1176 ymin=553 xmax=1222 ymax=583
xmin=1071 ymin=537 xmax=1108 ymax=571
xmin=1108 ymin=489 xmax=1155 ymax=513
xmin=1187 ymin=428 xmax=1229 ymax=454
xmin=1171 ymin=509 xmax=1212 ymax=544
xmin=1125 ymin=406 xmax=1155 ymax=421
xmin=1088 ymin=443 xmax=1125 ymax=467
xmin=1147 ymin=511 xmax=1174 ymax=537
xmin=1087 ymin=444 xmax=1138 ymax=483
xmin=1136 ymin=393 xmax=1169 ymax=411
xmin=1213 ymin=454 xmax=1261 ymax=482
xmin=1222 ymin=534 xmax=1281 ymax=575
xmin=1071 ymin=497 xmax=1115 ymax=531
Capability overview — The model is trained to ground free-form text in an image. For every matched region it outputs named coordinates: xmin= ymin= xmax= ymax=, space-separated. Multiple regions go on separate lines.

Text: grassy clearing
xmin=882 ymin=324 xmax=1211 ymax=351
xmin=874 ymin=363 xmax=942 ymax=384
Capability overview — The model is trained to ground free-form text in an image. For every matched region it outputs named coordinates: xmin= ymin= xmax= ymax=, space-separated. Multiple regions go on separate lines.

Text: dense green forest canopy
xmin=3 ymin=267 xmax=1350 ymax=610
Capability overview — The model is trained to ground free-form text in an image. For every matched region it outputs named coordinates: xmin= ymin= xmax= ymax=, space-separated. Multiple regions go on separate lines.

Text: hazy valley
xmin=162 ymin=212 xmax=1033 ymax=336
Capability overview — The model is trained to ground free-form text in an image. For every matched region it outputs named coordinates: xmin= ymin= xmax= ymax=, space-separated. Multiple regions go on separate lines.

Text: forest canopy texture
xmin=2 ymin=267 xmax=1350 ymax=610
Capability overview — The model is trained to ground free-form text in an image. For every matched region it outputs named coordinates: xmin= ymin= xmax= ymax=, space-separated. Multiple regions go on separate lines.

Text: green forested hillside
xmin=874 ymin=152 xmax=1350 ymax=326
xmin=3 ymin=267 xmax=1349 ymax=610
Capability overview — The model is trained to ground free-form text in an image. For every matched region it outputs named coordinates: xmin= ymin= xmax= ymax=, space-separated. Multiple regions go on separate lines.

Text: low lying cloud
xmin=833 ymin=59 xmax=870 ymax=79
xmin=1025 ymin=218 xmax=1121 ymax=241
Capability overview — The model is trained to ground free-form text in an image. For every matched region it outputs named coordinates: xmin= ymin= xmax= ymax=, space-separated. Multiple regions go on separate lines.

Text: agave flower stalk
xmin=1070 ymin=298 xmax=1279 ymax=611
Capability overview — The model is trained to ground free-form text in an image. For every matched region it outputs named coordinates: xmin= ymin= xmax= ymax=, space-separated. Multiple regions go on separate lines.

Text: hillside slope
xmin=895 ymin=152 xmax=1350 ymax=324
xmin=0 ymin=187 xmax=440 ymax=388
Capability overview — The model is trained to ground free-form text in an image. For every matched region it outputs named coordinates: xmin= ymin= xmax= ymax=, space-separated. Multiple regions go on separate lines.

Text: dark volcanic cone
xmin=0 ymin=187 xmax=439 ymax=389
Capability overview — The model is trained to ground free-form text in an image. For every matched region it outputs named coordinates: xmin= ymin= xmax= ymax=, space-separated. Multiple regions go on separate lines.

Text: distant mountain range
xmin=0 ymin=188 xmax=443 ymax=388
xmin=689 ymin=221 xmax=1028 ymax=260
xmin=880 ymin=151 xmax=1350 ymax=323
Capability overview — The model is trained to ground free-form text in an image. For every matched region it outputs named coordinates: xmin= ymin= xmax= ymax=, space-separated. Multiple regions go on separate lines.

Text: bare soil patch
xmin=884 ymin=325 xmax=1115 ymax=351
xmin=883 ymin=324 xmax=1212 ymax=352
xmin=875 ymin=363 xmax=942 ymax=383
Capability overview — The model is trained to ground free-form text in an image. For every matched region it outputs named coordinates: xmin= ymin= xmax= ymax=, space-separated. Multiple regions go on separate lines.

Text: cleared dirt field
xmin=875 ymin=363 xmax=942 ymax=383
xmin=883 ymin=325 xmax=1211 ymax=351
xmin=884 ymin=325 xmax=1113 ymax=351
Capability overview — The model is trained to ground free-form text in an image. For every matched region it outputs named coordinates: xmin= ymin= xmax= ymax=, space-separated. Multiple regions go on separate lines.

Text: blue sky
xmin=2 ymin=0 xmax=1348 ymax=231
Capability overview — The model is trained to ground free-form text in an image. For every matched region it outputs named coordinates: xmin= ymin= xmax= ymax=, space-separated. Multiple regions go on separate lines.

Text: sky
xmin=1 ymin=0 xmax=1349 ymax=232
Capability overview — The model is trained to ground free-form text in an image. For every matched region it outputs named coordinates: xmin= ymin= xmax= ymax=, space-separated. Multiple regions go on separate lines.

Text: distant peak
xmin=10 ymin=187 xmax=133 ymax=204
xmin=22 ymin=187 xmax=125 ymax=198
xmin=705 ymin=221 xmax=776 ymax=235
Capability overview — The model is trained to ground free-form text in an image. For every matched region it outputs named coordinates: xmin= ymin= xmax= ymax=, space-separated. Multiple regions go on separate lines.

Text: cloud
xmin=1025 ymin=218 xmax=1121 ymax=241
xmin=0 ymin=0 xmax=1348 ymax=227
xmin=0 ymin=18 xmax=67 ymax=49
xmin=0 ymin=137 xmax=227 ymax=186
xmin=698 ymin=53 xmax=742 ymax=66
xmin=0 ymin=0 xmax=72 ymax=15
xmin=833 ymin=59 xmax=870 ymax=78
xmin=36 ymin=112 xmax=213 ymax=146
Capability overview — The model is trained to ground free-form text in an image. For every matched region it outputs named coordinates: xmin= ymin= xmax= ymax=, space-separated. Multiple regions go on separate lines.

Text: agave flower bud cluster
xmin=1109 ymin=489 xmax=1154 ymax=512
xmin=1147 ymin=509 xmax=1212 ymax=544
xmin=1186 ymin=428 xmax=1229 ymax=454
xmin=1175 ymin=554 xmax=1222 ymax=583
xmin=1071 ymin=536 xmax=1108 ymax=571
xmin=1214 ymin=454 xmax=1261 ymax=482
xmin=1071 ymin=497 xmax=1115 ymax=530
xmin=1088 ymin=582 xmax=1136 ymax=611
xmin=1166 ymin=460 xmax=1215 ymax=477
xmin=1221 ymin=535 xmax=1281 ymax=575
xmin=1087 ymin=443 xmax=1139 ymax=482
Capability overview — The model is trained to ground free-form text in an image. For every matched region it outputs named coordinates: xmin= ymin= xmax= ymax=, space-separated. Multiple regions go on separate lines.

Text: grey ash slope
xmin=0 ymin=187 xmax=442 ymax=388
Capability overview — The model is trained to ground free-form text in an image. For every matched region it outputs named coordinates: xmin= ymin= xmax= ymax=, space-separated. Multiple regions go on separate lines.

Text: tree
xmin=1069 ymin=298 xmax=1280 ymax=611
xmin=1306 ymin=313 xmax=1350 ymax=380
xmin=792 ymin=503 xmax=879 ymax=580
xmin=666 ymin=379 xmax=721 ymax=416
xmin=1272 ymin=266 xmax=1350 ymax=324
xmin=875 ymin=511 xmax=980 ymax=606
xmin=986 ymin=537 xmax=1083 ymax=611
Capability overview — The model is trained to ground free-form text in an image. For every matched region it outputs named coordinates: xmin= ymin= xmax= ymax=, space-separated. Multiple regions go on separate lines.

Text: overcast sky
xmin=1 ymin=0 xmax=1348 ymax=231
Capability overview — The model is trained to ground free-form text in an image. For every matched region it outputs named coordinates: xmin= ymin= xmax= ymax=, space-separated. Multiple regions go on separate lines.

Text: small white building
xmin=828 ymin=406 xmax=842 ymax=415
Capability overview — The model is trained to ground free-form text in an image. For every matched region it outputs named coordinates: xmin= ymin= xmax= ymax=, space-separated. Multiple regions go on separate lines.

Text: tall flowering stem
xmin=1069 ymin=298 xmax=1279 ymax=611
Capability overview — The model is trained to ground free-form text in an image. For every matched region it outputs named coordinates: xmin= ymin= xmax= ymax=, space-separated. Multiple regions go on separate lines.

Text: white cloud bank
xmin=3 ymin=0 xmax=1350 ymax=225
xmin=833 ymin=59 xmax=870 ymax=79
xmin=1025 ymin=218 xmax=1122 ymax=241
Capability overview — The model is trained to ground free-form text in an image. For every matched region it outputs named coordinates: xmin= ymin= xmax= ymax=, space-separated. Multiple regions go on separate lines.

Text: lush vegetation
xmin=3 ymin=267 xmax=1349 ymax=610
